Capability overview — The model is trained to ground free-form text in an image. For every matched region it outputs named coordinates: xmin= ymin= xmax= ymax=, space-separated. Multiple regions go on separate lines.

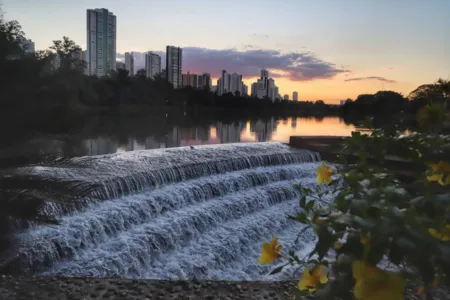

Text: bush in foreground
xmin=260 ymin=104 xmax=450 ymax=299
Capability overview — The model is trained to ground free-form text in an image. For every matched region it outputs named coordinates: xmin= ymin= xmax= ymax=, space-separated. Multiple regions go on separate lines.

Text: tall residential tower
xmin=125 ymin=52 xmax=134 ymax=75
xmin=145 ymin=52 xmax=161 ymax=79
xmin=166 ymin=46 xmax=182 ymax=88
xmin=86 ymin=8 xmax=117 ymax=77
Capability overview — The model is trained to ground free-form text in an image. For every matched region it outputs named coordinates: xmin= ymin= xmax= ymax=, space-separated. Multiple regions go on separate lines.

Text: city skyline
xmin=2 ymin=0 xmax=449 ymax=103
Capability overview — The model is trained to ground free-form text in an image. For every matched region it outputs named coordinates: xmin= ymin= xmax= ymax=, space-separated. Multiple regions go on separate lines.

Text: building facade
xmin=116 ymin=61 xmax=126 ymax=70
xmin=283 ymin=94 xmax=289 ymax=100
xmin=125 ymin=52 xmax=134 ymax=75
xmin=145 ymin=52 xmax=161 ymax=79
xmin=261 ymin=69 xmax=269 ymax=78
xmin=293 ymin=91 xmax=298 ymax=101
xmin=86 ymin=8 xmax=117 ymax=77
xmin=182 ymin=72 xmax=199 ymax=88
xmin=217 ymin=70 xmax=244 ymax=96
xmin=166 ymin=46 xmax=182 ymax=88
xmin=251 ymin=69 xmax=278 ymax=101
xmin=242 ymin=83 xmax=248 ymax=96
xmin=198 ymin=73 xmax=211 ymax=89
xmin=16 ymin=36 xmax=35 ymax=53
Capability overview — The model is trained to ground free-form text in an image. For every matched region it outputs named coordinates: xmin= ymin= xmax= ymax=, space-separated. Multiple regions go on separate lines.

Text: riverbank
xmin=0 ymin=275 xmax=447 ymax=300
xmin=0 ymin=276 xmax=297 ymax=300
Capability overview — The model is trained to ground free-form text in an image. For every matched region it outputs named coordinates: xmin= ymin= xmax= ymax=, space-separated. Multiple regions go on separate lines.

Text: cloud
xmin=117 ymin=47 xmax=349 ymax=81
xmin=344 ymin=76 xmax=396 ymax=83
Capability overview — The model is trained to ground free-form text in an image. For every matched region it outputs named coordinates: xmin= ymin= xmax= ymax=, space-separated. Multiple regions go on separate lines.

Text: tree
xmin=436 ymin=78 xmax=450 ymax=108
xmin=49 ymin=36 xmax=82 ymax=71
xmin=136 ymin=68 xmax=146 ymax=79
xmin=0 ymin=16 xmax=24 ymax=62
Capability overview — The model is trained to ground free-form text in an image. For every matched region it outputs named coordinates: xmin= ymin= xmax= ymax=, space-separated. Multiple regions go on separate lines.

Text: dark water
xmin=0 ymin=116 xmax=355 ymax=159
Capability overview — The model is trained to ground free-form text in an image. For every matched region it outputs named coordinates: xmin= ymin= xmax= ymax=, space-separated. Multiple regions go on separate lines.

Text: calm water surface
xmin=83 ymin=116 xmax=355 ymax=156
xmin=1 ymin=116 xmax=357 ymax=158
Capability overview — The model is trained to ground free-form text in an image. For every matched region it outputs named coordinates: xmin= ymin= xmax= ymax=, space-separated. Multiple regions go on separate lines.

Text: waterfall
xmin=11 ymin=142 xmax=327 ymax=280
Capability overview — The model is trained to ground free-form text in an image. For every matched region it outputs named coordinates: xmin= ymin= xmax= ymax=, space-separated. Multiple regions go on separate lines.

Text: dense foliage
xmin=259 ymin=105 xmax=450 ymax=299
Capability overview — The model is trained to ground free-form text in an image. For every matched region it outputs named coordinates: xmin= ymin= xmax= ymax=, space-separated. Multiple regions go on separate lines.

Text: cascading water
xmin=11 ymin=142 xmax=329 ymax=280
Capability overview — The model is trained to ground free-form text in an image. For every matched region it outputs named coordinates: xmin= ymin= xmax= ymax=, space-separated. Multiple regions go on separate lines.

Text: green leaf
xmin=353 ymin=216 xmax=376 ymax=230
xmin=300 ymin=195 xmax=306 ymax=209
xmin=328 ymin=178 xmax=340 ymax=186
xmin=395 ymin=237 xmax=416 ymax=250
xmin=289 ymin=212 xmax=307 ymax=224
xmin=269 ymin=265 xmax=285 ymax=275
xmin=305 ymin=200 xmax=316 ymax=212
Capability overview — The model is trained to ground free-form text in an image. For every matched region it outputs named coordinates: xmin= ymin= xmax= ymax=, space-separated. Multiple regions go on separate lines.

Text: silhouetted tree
xmin=50 ymin=36 xmax=82 ymax=71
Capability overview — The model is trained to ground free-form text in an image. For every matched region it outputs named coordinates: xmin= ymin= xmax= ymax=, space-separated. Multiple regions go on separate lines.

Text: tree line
xmin=1 ymin=13 xmax=449 ymax=126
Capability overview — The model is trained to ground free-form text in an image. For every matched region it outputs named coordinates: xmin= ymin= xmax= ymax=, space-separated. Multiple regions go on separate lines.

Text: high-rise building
xmin=217 ymin=70 xmax=244 ymax=95
xmin=217 ymin=70 xmax=230 ymax=95
xmin=251 ymin=69 xmax=278 ymax=101
xmin=283 ymin=94 xmax=289 ymax=100
xmin=16 ymin=36 xmax=35 ymax=53
xmin=86 ymin=8 xmax=117 ymax=77
xmin=242 ymin=83 xmax=248 ymax=96
xmin=293 ymin=91 xmax=298 ymax=101
xmin=261 ymin=69 xmax=269 ymax=78
xmin=145 ymin=52 xmax=161 ymax=79
xmin=116 ymin=61 xmax=126 ymax=70
xmin=166 ymin=46 xmax=182 ymax=88
xmin=230 ymin=73 xmax=243 ymax=95
xmin=199 ymin=73 xmax=211 ymax=89
xmin=182 ymin=72 xmax=199 ymax=88
xmin=125 ymin=52 xmax=134 ymax=75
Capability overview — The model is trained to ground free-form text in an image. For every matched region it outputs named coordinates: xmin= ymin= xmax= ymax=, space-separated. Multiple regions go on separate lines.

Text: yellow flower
xmin=428 ymin=225 xmax=450 ymax=241
xmin=316 ymin=161 xmax=334 ymax=185
xmin=352 ymin=260 xmax=406 ymax=300
xmin=258 ymin=237 xmax=283 ymax=264
xmin=315 ymin=217 xmax=328 ymax=225
xmin=360 ymin=233 xmax=371 ymax=245
xmin=417 ymin=285 xmax=424 ymax=295
xmin=334 ymin=241 xmax=344 ymax=249
xmin=298 ymin=265 xmax=328 ymax=292
xmin=434 ymin=276 xmax=439 ymax=287
xmin=431 ymin=161 xmax=450 ymax=173
xmin=417 ymin=276 xmax=439 ymax=295
xmin=409 ymin=147 xmax=422 ymax=158
xmin=427 ymin=162 xmax=450 ymax=186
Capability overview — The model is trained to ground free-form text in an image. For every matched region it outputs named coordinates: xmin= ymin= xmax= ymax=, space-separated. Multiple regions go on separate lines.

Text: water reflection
xmin=68 ymin=116 xmax=354 ymax=156
xmin=0 ymin=116 xmax=357 ymax=159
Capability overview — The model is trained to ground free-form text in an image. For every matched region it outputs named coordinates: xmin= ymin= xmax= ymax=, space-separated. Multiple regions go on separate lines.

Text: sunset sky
xmin=2 ymin=0 xmax=449 ymax=103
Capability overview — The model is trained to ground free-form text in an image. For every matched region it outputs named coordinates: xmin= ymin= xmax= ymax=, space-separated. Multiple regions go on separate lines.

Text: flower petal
xmin=269 ymin=237 xmax=279 ymax=249
xmin=319 ymin=272 xmax=328 ymax=284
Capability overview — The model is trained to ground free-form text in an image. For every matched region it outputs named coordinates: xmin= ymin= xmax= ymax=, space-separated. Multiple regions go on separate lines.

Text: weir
xmin=10 ymin=142 xmax=327 ymax=280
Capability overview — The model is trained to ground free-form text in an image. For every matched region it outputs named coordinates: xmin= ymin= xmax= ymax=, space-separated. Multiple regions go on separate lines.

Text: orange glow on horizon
xmin=210 ymin=73 xmax=420 ymax=104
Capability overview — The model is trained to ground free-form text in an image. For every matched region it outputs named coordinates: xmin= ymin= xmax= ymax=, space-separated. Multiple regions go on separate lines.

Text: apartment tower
xmin=166 ymin=46 xmax=182 ymax=88
xmin=86 ymin=8 xmax=117 ymax=77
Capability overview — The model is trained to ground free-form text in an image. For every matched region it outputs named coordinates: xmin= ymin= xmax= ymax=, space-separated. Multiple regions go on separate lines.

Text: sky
xmin=2 ymin=0 xmax=450 ymax=103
